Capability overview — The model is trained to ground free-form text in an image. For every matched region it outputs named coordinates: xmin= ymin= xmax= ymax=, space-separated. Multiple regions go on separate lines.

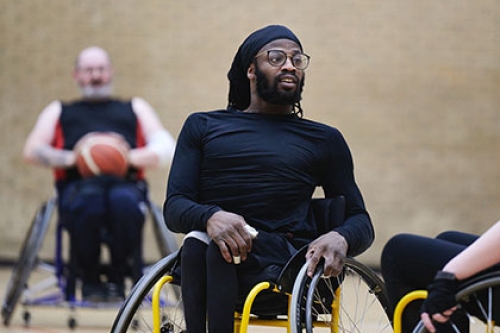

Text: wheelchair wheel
xmin=148 ymin=202 xmax=179 ymax=257
xmin=111 ymin=250 xmax=184 ymax=333
xmin=1 ymin=197 xmax=56 ymax=326
xmin=291 ymin=257 xmax=392 ymax=333
xmin=412 ymin=271 xmax=500 ymax=333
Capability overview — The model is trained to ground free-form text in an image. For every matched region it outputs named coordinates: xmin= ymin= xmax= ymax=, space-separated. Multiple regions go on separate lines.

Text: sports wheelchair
xmin=1 ymin=193 xmax=179 ymax=329
xmin=110 ymin=196 xmax=393 ymax=333
xmin=393 ymin=269 xmax=500 ymax=333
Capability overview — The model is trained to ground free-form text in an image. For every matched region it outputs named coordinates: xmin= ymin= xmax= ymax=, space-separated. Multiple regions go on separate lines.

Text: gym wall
xmin=1 ymin=1 xmax=499 ymax=266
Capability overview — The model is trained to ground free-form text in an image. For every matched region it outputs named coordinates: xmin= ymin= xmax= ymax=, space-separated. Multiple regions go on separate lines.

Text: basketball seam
xmin=80 ymin=145 xmax=101 ymax=175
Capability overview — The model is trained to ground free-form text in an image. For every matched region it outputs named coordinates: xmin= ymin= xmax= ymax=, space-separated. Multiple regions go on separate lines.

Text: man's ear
xmin=247 ymin=64 xmax=255 ymax=80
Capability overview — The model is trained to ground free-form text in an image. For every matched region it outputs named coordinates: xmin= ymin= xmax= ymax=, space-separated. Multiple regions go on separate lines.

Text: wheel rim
xmin=292 ymin=258 xmax=392 ymax=333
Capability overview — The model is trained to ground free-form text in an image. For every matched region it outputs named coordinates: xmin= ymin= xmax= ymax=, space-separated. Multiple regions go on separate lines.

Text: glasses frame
xmin=254 ymin=49 xmax=311 ymax=70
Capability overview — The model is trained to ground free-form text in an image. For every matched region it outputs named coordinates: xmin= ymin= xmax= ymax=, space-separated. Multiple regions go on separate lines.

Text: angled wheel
xmin=412 ymin=271 xmax=500 ymax=333
xmin=148 ymin=202 xmax=179 ymax=257
xmin=111 ymin=251 xmax=185 ymax=333
xmin=291 ymin=257 xmax=392 ymax=333
xmin=1 ymin=197 xmax=56 ymax=326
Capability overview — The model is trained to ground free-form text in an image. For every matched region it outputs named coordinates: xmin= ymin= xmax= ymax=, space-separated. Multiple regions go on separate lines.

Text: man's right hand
xmin=206 ymin=211 xmax=253 ymax=263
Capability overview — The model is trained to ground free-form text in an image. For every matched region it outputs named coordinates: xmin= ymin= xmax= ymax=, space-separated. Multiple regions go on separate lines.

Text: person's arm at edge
xmin=442 ymin=220 xmax=500 ymax=280
xmin=421 ymin=221 xmax=500 ymax=332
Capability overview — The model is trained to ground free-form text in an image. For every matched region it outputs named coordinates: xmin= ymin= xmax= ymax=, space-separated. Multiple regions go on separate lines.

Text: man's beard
xmin=80 ymin=83 xmax=113 ymax=99
xmin=255 ymin=65 xmax=304 ymax=106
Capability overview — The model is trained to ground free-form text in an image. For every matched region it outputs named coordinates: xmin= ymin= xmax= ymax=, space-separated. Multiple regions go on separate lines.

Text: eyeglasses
xmin=77 ymin=66 xmax=111 ymax=76
xmin=255 ymin=50 xmax=310 ymax=70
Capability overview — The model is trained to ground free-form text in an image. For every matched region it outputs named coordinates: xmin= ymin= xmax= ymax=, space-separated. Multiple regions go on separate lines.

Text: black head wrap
xmin=227 ymin=25 xmax=303 ymax=111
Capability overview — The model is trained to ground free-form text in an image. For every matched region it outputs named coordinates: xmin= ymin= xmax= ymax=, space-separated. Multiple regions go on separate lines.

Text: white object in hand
xmin=244 ymin=225 xmax=258 ymax=239
xmin=233 ymin=225 xmax=258 ymax=265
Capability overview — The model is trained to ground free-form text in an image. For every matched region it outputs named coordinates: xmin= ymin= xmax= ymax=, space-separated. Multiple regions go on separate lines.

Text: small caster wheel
xmin=68 ymin=317 xmax=77 ymax=329
xmin=22 ymin=310 xmax=31 ymax=327
xmin=131 ymin=318 xmax=140 ymax=330
xmin=160 ymin=323 xmax=174 ymax=333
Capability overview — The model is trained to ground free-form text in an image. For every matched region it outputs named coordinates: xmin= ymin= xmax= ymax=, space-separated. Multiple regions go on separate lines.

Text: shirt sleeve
xmin=321 ymin=128 xmax=375 ymax=257
xmin=163 ymin=113 xmax=221 ymax=234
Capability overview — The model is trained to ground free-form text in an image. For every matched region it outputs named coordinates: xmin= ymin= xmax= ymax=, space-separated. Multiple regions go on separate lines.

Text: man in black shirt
xmin=164 ymin=25 xmax=373 ymax=333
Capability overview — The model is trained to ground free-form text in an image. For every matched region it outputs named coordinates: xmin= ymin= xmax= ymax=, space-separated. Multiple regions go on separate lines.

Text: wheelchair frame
xmin=393 ymin=270 xmax=500 ymax=333
xmin=1 ymin=194 xmax=179 ymax=328
xmin=110 ymin=195 xmax=392 ymax=333
xmin=110 ymin=245 xmax=392 ymax=333
xmin=112 ymin=248 xmax=500 ymax=333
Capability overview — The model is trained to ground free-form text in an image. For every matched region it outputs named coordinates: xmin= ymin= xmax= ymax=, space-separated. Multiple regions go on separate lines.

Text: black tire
xmin=412 ymin=271 xmax=500 ymax=333
xmin=1 ymin=197 xmax=56 ymax=326
xmin=148 ymin=202 xmax=179 ymax=257
xmin=291 ymin=257 xmax=392 ymax=333
xmin=111 ymin=251 xmax=184 ymax=333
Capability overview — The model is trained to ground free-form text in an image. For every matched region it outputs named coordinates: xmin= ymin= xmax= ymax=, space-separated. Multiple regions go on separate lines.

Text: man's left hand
xmin=305 ymin=231 xmax=348 ymax=277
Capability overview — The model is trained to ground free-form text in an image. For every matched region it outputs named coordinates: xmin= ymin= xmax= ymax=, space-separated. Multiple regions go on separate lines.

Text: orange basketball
xmin=75 ymin=133 xmax=129 ymax=178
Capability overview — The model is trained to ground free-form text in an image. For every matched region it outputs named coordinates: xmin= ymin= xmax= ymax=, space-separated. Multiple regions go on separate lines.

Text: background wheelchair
xmin=393 ymin=269 xmax=500 ymax=333
xmin=110 ymin=196 xmax=393 ymax=333
xmin=1 ymin=193 xmax=180 ymax=329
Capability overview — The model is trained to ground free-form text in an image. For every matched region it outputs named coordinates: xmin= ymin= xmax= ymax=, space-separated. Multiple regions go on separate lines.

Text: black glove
xmin=420 ymin=271 xmax=459 ymax=316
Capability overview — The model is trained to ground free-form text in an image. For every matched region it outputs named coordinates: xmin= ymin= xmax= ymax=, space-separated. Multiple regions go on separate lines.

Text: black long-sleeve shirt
xmin=164 ymin=108 xmax=374 ymax=256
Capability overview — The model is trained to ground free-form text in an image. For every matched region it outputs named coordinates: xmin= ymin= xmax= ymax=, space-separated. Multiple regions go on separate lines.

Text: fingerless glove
xmin=420 ymin=270 xmax=459 ymax=315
